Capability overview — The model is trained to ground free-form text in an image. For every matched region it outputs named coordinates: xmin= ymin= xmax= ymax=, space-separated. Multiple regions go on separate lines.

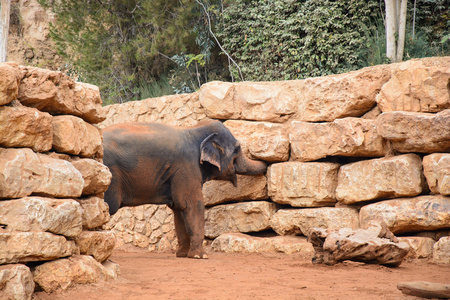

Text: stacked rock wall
xmin=0 ymin=62 xmax=118 ymax=298
xmin=102 ymin=57 xmax=450 ymax=262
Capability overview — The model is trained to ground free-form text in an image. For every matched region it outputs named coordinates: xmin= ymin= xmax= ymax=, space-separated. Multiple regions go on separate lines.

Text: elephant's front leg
xmin=171 ymin=174 xmax=208 ymax=259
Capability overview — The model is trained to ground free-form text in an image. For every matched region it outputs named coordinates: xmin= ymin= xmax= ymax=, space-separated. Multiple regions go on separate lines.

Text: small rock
xmin=397 ymin=281 xmax=450 ymax=299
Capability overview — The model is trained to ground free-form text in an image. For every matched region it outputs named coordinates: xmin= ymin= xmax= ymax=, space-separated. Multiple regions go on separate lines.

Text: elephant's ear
xmin=200 ymin=133 xmax=222 ymax=171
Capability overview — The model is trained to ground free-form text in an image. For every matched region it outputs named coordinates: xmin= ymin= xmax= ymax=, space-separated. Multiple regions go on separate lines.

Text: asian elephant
xmin=103 ymin=119 xmax=267 ymax=259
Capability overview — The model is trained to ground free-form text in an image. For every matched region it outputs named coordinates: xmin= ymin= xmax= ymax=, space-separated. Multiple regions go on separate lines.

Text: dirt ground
xmin=33 ymin=248 xmax=450 ymax=300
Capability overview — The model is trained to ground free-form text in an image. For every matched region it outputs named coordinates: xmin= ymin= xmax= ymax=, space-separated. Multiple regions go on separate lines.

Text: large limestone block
xmin=71 ymin=159 xmax=112 ymax=196
xmin=32 ymin=255 xmax=113 ymax=293
xmin=294 ymin=64 xmax=391 ymax=121
xmin=336 ymin=154 xmax=425 ymax=204
xmin=52 ymin=115 xmax=103 ymax=158
xmin=199 ymin=81 xmax=297 ymax=122
xmin=268 ymin=162 xmax=339 ymax=207
xmin=74 ymin=231 xmax=116 ymax=262
xmin=0 ymin=62 xmax=21 ymax=105
xmin=433 ymin=236 xmax=450 ymax=264
xmin=211 ymin=233 xmax=314 ymax=255
xmin=205 ymin=201 xmax=278 ymax=238
xmin=100 ymin=92 xmax=204 ymax=129
xmin=0 ymin=264 xmax=35 ymax=300
xmin=0 ymin=232 xmax=78 ymax=264
xmin=224 ymin=120 xmax=289 ymax=162
xmin=290 ymin=118 xmax=387 ymax=161
xmin=398 ymin=236 xmax=435 ymax=259
xmin=376 ymin=59 xmax=450 ymax=113
xmin=423 ymin=153 xmax=450 ymax=195
xmin=270 ymin=207 xmax=359 ymax=236
xmin=376 ymin=110 xmax=450 ymax=153
xmin=0 ymin=148 xmax=84 ymax=199
xmin=0 ymin=103 xmax=53 ymax=152
xmin=18 ymin=66 xmax=105 ymax=123
xmin=359 ymin=195 xmax=450 ymax=234
xmin=76 ymin=197 xmax=110 ymax=229
xmin=0 ymin=197 xmax=83 ymax=237
xmin=203 ymin=174 xmax=267 ymax=206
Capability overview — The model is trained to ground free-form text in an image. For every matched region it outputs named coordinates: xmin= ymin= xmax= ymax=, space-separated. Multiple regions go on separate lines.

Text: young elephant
xmin=103 ymin=119 xmax=267 ymax=259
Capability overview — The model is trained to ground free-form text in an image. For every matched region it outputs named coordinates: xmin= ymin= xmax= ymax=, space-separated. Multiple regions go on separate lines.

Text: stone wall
xmin=101 ymin=57 xmax=450 ymax=263
xmin=0 ymin=63 xmax=118 ymax=299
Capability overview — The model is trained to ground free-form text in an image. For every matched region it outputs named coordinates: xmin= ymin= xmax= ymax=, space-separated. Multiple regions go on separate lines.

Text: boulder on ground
xmin=307 ymin=223 xmax=410 ymax=267
xmin=32 ymin=255 xmax=114 ymax=293
xmin=433 ymin=236 xmax=450 ymax=264
xmin=0 ymin=264 xmax=35 ymax=300
xmin=397 ymin=281 xmax=450 ymax=299
xmin=398 ymin=237 xmax=435 ymax=259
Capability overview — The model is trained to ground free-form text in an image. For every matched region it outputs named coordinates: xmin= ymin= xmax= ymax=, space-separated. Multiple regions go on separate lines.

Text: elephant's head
xmin=199 ymin=120 xmax=267 ymax=186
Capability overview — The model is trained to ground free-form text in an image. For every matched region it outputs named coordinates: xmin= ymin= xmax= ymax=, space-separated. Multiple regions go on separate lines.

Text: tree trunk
xmin=385 ymin=0 xmax=397 ymax=62
xmin=396 ymin=0 xmax=408 ymax=62
xmin=0 ymin=0 xmax=10 ymax=63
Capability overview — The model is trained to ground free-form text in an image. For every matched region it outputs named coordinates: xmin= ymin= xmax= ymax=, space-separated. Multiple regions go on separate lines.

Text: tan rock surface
xmin=0 ymin=232 xmax=78 ymax=264
xmin=200 ymin=81 xmax=296 ymax=122
xmin=290 ymin=118 xmax=387 ymax=161
xmin=0 ymin=148 xmax=84 ymax=199
xmin=52 ymin=115 xmax=103 ymax=158
xmin=397 ymin=281 xmax=450 ymax=299
xmin=336 ymin=154 xmax=425 ymax=204
xmin=203 ymin=174 xmax=267 ymax=206
xmin=224 ymin=120 xmax=290 ymax=162
xmin=0 ymin=264 xmax=35 ymax=300
xmin=211 ymin=233 xmax=314 ymax=254
xmin=433 ymin=236 xmax=450 ymax=264
xmin=100 ymin=92 xmax=204 ymax=129
xmin=398 ymin=236 xmax=436 ymax=259
xmin=359 ymin=195 xmax=450 ymax=234
xmin=376 ymin=109 xmax=450 ymax=153
xmin=376 ymin=59 xmax=450 ymax=112
xmin=32 ymin=255 xmax=112 ymax=293
xmin=270 ymin=207 xmax=359 ymax=236
xmin=18 ymin=66 xmax=105 ymax=123
xmin=205 ymin=201 xmax=278 ymax=238
xmin=0 ymin=103 xmax=53 ymax=152
xmin=0 ymin=197 xmax=82 ymax=237
xmin=423 ymin=153 xmax=450 ymax=195
xmin=71 ymin=159 xmax=112 ymax=196
xmin=294 ymin=64 xmax=391 ymax=121
xmin=76 ymin=197 xmax=111 ymax=229
xmin=268 ymin=162 xmax=339 ymax=207
xmin=0 ymin=62 xmax=21 ymax=105
xmin=74 ymin=231 xmax=116 ymax=262
xmin=308 ymin=224 xmax=410 ymax=267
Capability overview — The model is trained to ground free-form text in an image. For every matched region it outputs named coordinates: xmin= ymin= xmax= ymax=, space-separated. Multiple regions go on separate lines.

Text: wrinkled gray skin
xmin=103 ymin=119 xmax=267 ymax=259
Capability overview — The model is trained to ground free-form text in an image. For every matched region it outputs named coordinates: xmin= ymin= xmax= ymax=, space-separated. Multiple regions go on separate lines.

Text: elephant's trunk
xmin=234 ymin=152 xmax=267 ymax=175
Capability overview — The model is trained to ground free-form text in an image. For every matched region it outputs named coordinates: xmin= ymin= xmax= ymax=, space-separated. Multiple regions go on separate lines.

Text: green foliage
xmin=218 ymin=0 xmax=381 ymax=81
xmin=39 ymin=0 xmax=228 ymax=104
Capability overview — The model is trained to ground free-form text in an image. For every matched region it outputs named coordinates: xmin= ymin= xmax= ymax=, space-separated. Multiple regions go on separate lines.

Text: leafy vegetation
xmin=39 ymin=0 xmax=449 ymax=104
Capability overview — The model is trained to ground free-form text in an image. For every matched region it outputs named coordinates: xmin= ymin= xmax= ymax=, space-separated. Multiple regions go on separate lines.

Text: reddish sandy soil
xmin=33 ymin=248 xmax=449 ymax=300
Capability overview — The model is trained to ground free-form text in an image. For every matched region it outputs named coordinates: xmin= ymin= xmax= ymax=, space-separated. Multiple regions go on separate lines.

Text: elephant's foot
xmin=187 ymin=248 xmax=208 ymax=259
xmin=176 ymin=246 xmax=190 ymax=257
